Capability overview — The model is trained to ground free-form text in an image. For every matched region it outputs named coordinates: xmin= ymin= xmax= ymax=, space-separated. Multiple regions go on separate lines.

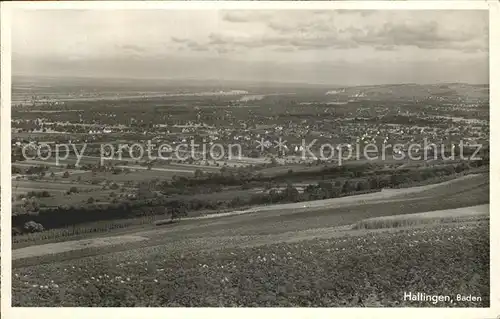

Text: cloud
xmin=186 ymin=41 xmax=209 ymax=52
xmin=336 ymin=10 xmax=377 ymax=17
xmin=199 ymin=29 xmax=354 ymax=52
xmin=217 ymin=10 xmax=488 ymax=53
xmin=221 ymin=11 xmax=270 ymax=23
xmin=171 ymin=36 xmax=189 ymax=44
xmin=170 ymin=36 xmax=210 ymax=51
xmin=13 ymin=9 xmax=488 ymax=84
xmin=374 ymin=45 xmax=397 ymax=51
xmin=116 ymin=44 xmax=146 ymax=53
xmin=14 ymin=9 xmax=488 ymax=64
xmin=353 ymin=21 xmax=487 ymax=52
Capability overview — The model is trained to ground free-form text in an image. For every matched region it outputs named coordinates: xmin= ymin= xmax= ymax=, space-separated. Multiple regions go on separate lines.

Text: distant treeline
xmin=12 ymin=157 xmax=488 ymax=234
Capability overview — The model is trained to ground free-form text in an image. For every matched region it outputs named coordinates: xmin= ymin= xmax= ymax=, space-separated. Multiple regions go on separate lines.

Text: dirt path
xmin=13 ymin=203 xmax=489 ymax=261
xmin=12 ymin=235 xmax=148 ymax=260
xmin=11 ymin=173 xmax=487 ymax=263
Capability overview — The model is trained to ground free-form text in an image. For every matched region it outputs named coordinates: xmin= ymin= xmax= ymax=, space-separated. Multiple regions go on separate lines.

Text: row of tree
xmin=12 ymin=155 xmax=489 ymax=234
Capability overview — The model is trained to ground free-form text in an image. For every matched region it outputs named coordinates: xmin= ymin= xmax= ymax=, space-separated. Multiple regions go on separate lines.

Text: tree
xmin=377 ymin=175 xmax=391 ymax=188
xmin=283 ymin=183 xmax=300 ymax=202
xmin=318 ymin=181 xmax=333 ymax=193
xmin=241 ymin=182 xmax=252 ymax=190
xmin=137 ymin=182 xmax=155 ymax=200
xmin=390 ymin=174 xmax=408 ymax=187
xmin=264 ymin=182 xmax=273 ymax=191
xmin=342 ymin=181 xmax=356 ymax=193
xmin=356 ymin=180 xmax=370 ymax=192
xmin=194 ymin=169 xmax=204 ymax=178
xmin=13 ymin=198 xmax=40 ymax=216
xmin=23 ymin=221 xmax=44 ymax=233
xmin=168 ymin=201 xmax=188 ymax=222
xmin=87 ymin=197 xmax=95 ymax=204
xmin=63 ymin=171 xmax=70 ymax=178
xmin=12 ymin=227 xmax=22 ymax=236
xmin=249 ymin=149 xmax=260 ymax=158
xmin=270 ymin=156 xmax=278 ymax=166
xmin=230 ymin=196 xmax=244 ymax=207
xmin=368 ymin=177 xmax=379 ymax=189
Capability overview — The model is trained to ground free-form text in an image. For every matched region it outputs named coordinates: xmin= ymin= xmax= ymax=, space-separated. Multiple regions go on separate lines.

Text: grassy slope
xmin=13 ymin=174 xmax=488 ymax=266
xmin=352 ymin=204 xmax=489 ymax=230
xmin=12 ymin=221 xmax=489 ymax=307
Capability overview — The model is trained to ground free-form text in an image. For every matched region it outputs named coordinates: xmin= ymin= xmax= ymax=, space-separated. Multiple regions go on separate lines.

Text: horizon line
xmin=11 ymin=74 xmax=489 ymax=88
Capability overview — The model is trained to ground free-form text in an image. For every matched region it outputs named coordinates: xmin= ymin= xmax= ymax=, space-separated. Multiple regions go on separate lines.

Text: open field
xmin=13 ymin=180 xmax=101 ymax=192
xmin=11 ymin=147 xmax=490 ymax=307
xmin=13 ymin=201 xmax=489 ymax=261
xmin=352 ymin=204 xmax=489 ymax=230
xmin=10 ymin=9 xmax=491 ymax=309
xmin=12 ymin=221 xmax=489 ymax=307
xmin=215 ymin=174 xmax=487 ymax=215
xmin=12 ymin=173 xmax=488 ymax=262
xmin=17 ymin=156 xmax=223 ymax=169
xmin=11 ymin=171 xmax=490 ymax=308
xmin=11 ymin=173 xmax=488 ymax=246
xmin=12 ymin=180 xmax=110 ymax=206
xmin=249 ymin=158 xmax=462 ymax=177
xmin=54 ymin=168 xmax=192 ymax=183
xmin=13 ymin=235 xmax=149 ymax=260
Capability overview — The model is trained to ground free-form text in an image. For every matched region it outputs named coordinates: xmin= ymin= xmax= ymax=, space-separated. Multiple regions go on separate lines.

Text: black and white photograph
xmin=1 ymin=1 xmax=498 ymax=315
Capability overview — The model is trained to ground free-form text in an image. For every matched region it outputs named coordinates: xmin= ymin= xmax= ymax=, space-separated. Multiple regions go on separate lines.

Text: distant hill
xmin=324 ymin=83 xmax=488 ymax=100
xmin=12 ymin=75 xmax=488 ymax=104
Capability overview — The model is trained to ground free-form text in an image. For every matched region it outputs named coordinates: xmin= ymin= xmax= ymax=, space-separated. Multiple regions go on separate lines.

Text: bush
xmin=154 ymin=219 xmax=175 ymax=226
xmin=356 ymin=180 xmax=370 ymax=192
xmin=342 ymin=181 xmax=356 ymax=193
xmin=230 ymin=196 xmax=243 ymax=207
xmin=12 ymin=166 xmax=22 ymax=174
xmin=23 ymin=221 xmax=44 ymax=233
xmin=241 ymin=183 xmax=252 ymax=190
xmin=12 ymin=227 xmax=22 ymax=236
xmin=26 ymin=190 xmax=51 ymax=198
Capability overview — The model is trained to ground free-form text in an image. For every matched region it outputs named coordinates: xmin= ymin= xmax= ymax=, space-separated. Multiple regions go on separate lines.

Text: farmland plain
xmin=12 ymin=173 xmax=490 ymax=307
xmin=11 ymin=77 xmax=490 ymax=307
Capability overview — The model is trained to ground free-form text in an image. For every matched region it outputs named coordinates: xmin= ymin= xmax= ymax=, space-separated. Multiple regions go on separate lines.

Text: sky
xmin=12 ymin=10 xmax=489 ymax=85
